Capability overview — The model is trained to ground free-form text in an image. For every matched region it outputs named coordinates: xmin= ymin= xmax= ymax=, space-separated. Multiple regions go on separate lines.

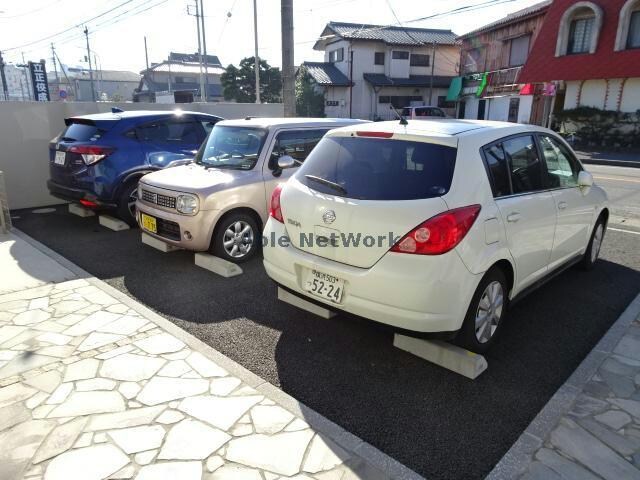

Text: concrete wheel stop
xmin=141 ymin=232 xmax=182 ymax=252
xmin=394 ymin=334 xmax=488 ymax=379
xmin=68 ymin=203 xmax=95 ymax=217
xmin=195 ymin=252 xmax=243 ymax=278
xmin=98 ymin=215 xmax=130 ymax=231
xmin=277 ymin=287 xmax=336 ymax=319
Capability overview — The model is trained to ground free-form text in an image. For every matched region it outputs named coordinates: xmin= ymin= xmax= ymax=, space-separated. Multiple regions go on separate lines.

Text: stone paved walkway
xmin=514 ymin=302 xmax=640 ymax=480
xmin=0 ymin=270 xmax=401 ymax=479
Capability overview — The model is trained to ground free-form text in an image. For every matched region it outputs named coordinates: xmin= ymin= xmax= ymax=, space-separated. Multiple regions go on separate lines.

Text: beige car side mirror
xmin=277 ymin=155 xmax=296 ymax=170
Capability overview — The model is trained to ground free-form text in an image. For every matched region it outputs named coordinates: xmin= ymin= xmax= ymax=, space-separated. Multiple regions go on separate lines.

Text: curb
xmin=581 ymin=158 xmax=640 ymax=169
xmin=11 ymin=227 xmax=424 ymax=480
xmin=486 ymin=291 xmax=640 ymax=480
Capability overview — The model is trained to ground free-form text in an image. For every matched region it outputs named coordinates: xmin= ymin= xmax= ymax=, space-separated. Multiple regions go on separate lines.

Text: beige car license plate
xmin=304 ymin=269 xmax=344 ymax=304
xmin=141 ymin=213 xmax=157 ymax=234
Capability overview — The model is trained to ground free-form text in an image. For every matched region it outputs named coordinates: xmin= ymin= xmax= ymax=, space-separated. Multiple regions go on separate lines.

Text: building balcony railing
xmin=486 ymin=66 xmax=523 ymax=93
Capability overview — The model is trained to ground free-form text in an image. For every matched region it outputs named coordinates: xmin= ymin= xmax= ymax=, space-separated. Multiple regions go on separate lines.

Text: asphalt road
xmin=589 ymin=164 xmax=640 ymax=230
xmin=11 ymin=170 xmax=640 ymax=480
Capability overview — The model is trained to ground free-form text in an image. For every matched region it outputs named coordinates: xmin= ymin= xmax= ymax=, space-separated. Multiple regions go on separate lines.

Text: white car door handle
xmin=558 ymin=201 xmax=568 ymax=210
xmin=506 ymin=212 xmax=521 ymax=223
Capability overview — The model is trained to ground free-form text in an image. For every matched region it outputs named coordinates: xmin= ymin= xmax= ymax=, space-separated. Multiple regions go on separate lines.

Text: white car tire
xmin=455 ymin=267 xmax=509 ymax=354
xmin=580 ymin=218 xmax=606 ymax=271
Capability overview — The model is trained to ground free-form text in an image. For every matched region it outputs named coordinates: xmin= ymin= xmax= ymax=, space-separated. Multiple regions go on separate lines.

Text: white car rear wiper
xmin=304 ymin=175 xmax=347 ymax=196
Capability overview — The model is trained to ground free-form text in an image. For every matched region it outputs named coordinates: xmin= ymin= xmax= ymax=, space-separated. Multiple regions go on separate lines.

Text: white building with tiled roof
xmin=301 ymin=21 xmax=460 ymax=120
xmin=135 ymin=52 xmax=225 ymax=103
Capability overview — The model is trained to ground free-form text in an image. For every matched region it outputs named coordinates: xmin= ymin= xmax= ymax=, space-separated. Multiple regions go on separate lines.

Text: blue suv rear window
xmin=62 ymin=122 xmax=103 ymax=142
xmin=296 ymin=136 xmax=457 ymax=200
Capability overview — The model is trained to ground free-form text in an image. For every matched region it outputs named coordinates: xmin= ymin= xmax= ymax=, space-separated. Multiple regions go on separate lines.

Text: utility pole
xmin=199 ymin=0 xmax=209 ymax=102
xmin=281 ymin=0 xmax=295 ymax=115
xmin=53 ymin=48 xmax=76 ymax=100
xmin=187 ymin=2 xmax=206 ymax=102
xmin=84 ymin=26 xmax=96 ymax=101
xmin=0 ymin=51 xmax=8 ymax=101
xmin=253 ymin=0 xmax=261 ymax=104
xmin=51 ymin=43 xmax=59 ymax=83
xmin=144 ymin=36 xmax=149 ymax=71
xmin=21 ymin=52 xmax=32 ymax=100
xmin=428 ymin=41 xmax=436 ymax=105
xmin=94 ymin=53 xmax=103 ymax=100
xmin=51 ymin=43 xmax=60 ymax=101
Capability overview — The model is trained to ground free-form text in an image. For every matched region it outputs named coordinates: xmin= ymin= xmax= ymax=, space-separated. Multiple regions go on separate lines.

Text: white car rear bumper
xmin=263 ymin=218 xmax=482 ymax=333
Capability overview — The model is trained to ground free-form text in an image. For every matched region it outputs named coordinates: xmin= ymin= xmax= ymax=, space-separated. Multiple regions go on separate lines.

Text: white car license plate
xmin=54 ymin=151 xmax=66 ymax=165
xmin=304 ymin=269 xmax=344 ymax=304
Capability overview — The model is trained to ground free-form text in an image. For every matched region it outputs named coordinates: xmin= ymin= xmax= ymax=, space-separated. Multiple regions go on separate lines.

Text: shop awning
xmin=476 ymin=73 xmax=488 ymax=97
xmin=445 ymin=76 xmax=463 ymax=101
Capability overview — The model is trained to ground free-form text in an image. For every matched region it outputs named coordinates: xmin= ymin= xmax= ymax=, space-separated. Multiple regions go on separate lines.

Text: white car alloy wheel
xmin=591 ymin=223 xmax=604 ymax=263
xmin=475 ymin=281 xmax=504 ymax=344
xmin=222 ymin=220 xmax=254 ymax=258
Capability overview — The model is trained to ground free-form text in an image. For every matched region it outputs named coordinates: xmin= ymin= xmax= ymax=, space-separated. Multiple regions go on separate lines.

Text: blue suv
xmin=47 ymin=109 xmax=222 ymax=225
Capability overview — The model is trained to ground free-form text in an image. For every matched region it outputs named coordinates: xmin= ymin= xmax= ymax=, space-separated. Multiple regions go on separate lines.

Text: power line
xmin=17 ymin=0 xmax=168 ymax=58
xmin=384 ymin=0 xmax=424 ymax=45
xmin=4 ymin=0 xmax=138 ymax=52
xmin=59 ymin=0 xmax=169 ymax=47
xmin=323 ymin=0 xmax=519 ymax=40
xmin=257 ymin=0 xmax=519 ymax=54
xmin=0 ymin=0 xmax=65 ymax=20
xmin=217 ymin=0 xmax=240 ymax=46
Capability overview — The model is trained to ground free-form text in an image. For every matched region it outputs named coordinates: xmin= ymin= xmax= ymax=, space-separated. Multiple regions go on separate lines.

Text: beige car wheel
xmin=212 ymin=213 xmax=260 ymax=263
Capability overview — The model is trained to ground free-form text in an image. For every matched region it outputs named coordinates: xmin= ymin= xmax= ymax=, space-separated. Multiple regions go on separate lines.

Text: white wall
xmin=460 ymin=94 xmax=534 ymax=123
xmin=579 ymin=80 xmax=608 ymax=109
xmin=518 ymin=96 xmax=534 ymax=123
xmin=564 ymin=81 xmax=580 ymax=109
xmin=605 ymin=79 xmax=624 ymax=111
xmin=564 ymin=78 xmax=640 ymax=112
xmin=0 ymin=101 xmax=284 ymax=210
xmin=486 ymin=96 xmax=510 ymax=122
xmin=619 ymin=78 xmax=640 ymax=112
xmin=324 ymin=87 xmax=349 ymax=118
xmin=461 ymin=97 xmax=480 ymax=120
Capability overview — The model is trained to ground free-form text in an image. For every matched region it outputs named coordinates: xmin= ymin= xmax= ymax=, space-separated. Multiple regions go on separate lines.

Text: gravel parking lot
xmin=11 ymin=205 xmax=640 ymax=480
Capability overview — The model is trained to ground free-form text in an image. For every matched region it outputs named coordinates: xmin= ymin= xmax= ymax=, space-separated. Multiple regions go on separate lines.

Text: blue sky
xmin=0 ymin=0 xmax=540 ymax=72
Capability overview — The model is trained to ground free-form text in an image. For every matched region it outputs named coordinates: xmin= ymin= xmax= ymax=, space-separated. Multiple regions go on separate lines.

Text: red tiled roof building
xmin=520 ymin=0 xmax=640 ymax=112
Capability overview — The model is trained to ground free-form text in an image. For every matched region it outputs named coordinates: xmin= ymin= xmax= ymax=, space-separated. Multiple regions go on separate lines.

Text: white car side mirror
xmin=277 ymin=155 xmax=296 ymax=170
xmin=578 ymin=171 xmax=593 ymax=188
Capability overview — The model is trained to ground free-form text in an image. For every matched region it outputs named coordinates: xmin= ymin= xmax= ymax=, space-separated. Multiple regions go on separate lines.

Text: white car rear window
xmin=296 ymin=136 xmax=456 ymax=200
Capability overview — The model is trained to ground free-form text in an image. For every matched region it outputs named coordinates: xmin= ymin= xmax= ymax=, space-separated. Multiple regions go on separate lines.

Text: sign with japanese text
xmin=29 ymin=61 xmax=50 ymax=102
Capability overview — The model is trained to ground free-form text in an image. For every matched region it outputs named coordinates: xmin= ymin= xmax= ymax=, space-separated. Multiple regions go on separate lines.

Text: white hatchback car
xmin=262 ymin=119 xmax=609 ymax=353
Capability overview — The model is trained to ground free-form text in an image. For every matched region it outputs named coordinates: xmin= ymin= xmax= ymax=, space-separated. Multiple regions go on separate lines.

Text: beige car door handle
xmin=506 ymin=212 xmax=521 ymax=223
xmin=558 ymin=201 xmax=568 ymax=210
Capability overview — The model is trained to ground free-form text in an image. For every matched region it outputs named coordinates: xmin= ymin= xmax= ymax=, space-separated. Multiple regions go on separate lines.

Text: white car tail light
xmin=269 ymin=184 xmax=284 ymax=223
xmin=391 ymin=205 xmax=481 ymax=255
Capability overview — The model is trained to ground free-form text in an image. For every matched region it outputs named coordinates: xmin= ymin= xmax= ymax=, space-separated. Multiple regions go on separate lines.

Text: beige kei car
xmin=135 ymin=117 xmax=366 ymax=262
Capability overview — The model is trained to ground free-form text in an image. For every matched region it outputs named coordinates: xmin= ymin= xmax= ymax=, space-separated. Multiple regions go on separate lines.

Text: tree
xmin=295 ymin=66 xmax=325 ymax=117
xmin=221 ymin=57 xmax=282 ymax=103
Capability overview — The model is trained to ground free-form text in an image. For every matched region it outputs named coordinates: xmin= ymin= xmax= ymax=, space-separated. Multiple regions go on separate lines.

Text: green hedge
xmin=555 ymin=108 xmax=640 ymax=148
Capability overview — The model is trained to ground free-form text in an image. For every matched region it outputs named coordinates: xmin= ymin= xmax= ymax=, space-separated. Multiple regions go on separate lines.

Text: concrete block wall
xmin=0 ymin=101 xmax=284 ymax=210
